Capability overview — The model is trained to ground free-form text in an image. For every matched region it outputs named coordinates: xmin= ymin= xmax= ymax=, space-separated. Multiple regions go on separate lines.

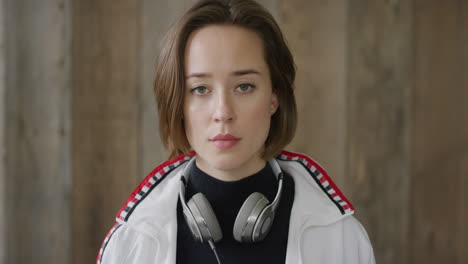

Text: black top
xmin=176 ymin=161 xmax=295 ymax=264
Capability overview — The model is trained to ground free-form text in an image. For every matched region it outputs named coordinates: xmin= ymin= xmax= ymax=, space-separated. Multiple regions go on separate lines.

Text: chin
xmin=208 ymin=154 xmax=246 ymax=171
xmin=194 ymin=143 xmax=263 ymax=173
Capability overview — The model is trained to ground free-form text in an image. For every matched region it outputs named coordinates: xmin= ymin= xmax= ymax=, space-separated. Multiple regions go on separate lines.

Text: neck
xmin=195 ymin=158 xmax=266 ymax=182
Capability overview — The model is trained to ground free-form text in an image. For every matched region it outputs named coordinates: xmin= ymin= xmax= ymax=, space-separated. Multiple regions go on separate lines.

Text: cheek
xmin=183 ymin=99 xmax=209 ymax=145
xmin=242 ymin=102 xmax=272 ymax=132
xmin=183 ymin=100 xmax=196 ymax=140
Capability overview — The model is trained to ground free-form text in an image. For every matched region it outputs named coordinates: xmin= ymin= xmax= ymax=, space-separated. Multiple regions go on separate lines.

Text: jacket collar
xmin=115 ymin=150 xmax=354 ymax=231
xmin=277 ymin=151 xmax=353 ymax=225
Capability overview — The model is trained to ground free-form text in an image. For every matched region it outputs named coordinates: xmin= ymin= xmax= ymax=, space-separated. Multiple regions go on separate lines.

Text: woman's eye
xmin=237 ymin=83 xmax=255 ymax=93
xmin=191 ymin=86 xmax=208 ymax=95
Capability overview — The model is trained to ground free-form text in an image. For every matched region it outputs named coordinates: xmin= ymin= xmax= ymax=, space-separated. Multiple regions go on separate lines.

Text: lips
xmin=210 ymin=134 xmax=240 ymax=140
xmin=209 ymin=134 xmax=240 ymax=150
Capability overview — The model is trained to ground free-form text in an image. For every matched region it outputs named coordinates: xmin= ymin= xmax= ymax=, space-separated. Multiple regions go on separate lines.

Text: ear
xmin=270 ymin=93 xmax=279 ymax=115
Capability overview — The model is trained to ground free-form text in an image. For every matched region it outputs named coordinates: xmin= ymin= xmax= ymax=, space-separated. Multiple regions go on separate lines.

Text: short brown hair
xmin=154 ymin=0 xmax=297 ymax=160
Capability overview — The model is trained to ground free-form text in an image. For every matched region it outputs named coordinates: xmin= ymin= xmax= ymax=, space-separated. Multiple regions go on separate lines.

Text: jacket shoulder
xmin=115 ymin=152 xmax=195 ymax=222
xmin=277 ymin=150 xmax=354 ymax=215
xmin=97 ymin=222 xmax=159 ymax=264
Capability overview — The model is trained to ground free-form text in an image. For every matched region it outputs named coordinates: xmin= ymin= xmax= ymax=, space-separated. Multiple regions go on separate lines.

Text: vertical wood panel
xmin=5 ymin=0 xmax=71 ymax=263
xmin=411 ymin=0 xmax=468 ymax=263
xmin=347 ymin=1 xmax=412 ymax=263
xmin=460 ymin=3 xmax=468 ymax=263
xmin=140 ymin=0 xmax=194 ymax=179
xmin=0 ymin=0 xmax=5 ymax=262
xmin=72 ymin=0 xmax=139 ymax=263
xmin=280 ymin=0 xmax=348 ymax=188
xmin=458 ymin=151 xmax=468 ymax=263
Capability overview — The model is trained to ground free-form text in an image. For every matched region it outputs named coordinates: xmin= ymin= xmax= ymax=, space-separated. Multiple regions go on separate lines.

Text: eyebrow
xmin=185 ymin=69 xmax=261 ymax=80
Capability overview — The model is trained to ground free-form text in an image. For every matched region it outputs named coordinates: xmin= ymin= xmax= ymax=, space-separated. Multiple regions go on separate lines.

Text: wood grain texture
xmin=346 ymin=0 xmax=412 ymax=263
xmin=280 ymin=0 xmax=348 ymax=188
xmin=4 ymin=0 xmax=71 ymax=263
xmin=410 ymin=0 xmax=468 ymax=263
xmin=0 ymin=0 xmax=5 ymax=262
xmin=458 ymin=150 xmax=468 ymax=263
xmin=71 ymin=0 xmax=139 ymax=263
xmin=140 ymin=0 xmax=194 ymax=180
xmin=460 ymin=3 xmax=468 ymax=262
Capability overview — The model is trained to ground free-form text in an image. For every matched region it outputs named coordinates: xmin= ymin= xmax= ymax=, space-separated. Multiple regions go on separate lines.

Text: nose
xmin=213 ymin=92 xmax=235 ymax=123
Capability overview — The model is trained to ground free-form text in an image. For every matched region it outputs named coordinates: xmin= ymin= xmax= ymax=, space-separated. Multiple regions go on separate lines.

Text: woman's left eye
xmin=236 ymin=83 xmax=255 ymax=93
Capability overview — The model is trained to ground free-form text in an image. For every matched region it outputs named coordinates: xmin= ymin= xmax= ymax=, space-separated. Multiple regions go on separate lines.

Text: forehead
xmin=184 ymin=25 xmax=267 ymax=75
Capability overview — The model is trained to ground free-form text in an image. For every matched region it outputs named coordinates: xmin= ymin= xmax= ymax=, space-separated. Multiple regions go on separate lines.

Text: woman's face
xmin=183 ymin=25 xmax=278 ymax=181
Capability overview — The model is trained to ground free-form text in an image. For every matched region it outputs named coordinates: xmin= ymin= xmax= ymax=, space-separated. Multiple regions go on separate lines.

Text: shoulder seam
xmin=277 ymin=150 xmax=354 ymax=215
xmin=116 ymin=152 xmax=195 ymax=222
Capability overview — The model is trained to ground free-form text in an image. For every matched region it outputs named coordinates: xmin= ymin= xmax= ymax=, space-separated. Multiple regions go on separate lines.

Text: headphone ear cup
xmin=233 ymin=192 xmax=269 ymax=243
xmin=187 ymin=193 xmax=223 ymax=242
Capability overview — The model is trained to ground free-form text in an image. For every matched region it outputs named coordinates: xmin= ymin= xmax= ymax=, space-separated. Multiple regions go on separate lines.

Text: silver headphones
xmin=179 ymin=156 xmax=284 ymax=245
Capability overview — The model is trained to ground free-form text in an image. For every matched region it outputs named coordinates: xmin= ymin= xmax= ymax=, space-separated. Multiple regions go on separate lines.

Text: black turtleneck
xmin=176 ymin=161 xmax=295 ymax=264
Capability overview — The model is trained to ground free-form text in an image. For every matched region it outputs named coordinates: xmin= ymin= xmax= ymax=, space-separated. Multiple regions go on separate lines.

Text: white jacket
xmin=97 ymin=150 xmax=375 ymax=264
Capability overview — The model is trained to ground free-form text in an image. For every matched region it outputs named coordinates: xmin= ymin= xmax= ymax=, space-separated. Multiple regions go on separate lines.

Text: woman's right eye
xmin=191 ymin=86 xmax=209 ymax=95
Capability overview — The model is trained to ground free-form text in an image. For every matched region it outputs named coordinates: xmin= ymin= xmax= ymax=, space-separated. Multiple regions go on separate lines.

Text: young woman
xmin=97 ymin=0 xmax=375 ymax=263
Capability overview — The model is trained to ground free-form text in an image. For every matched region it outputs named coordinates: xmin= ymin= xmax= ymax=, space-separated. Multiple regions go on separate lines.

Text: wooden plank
xmin=459 ymin=2 xmax=468 ymax=263
xmin=280 ymin=0 xmax=348 ymax=188
xmin=346 ymin=1 xmax=413 ymax=263
xmin=410 ymin=0 xmax=467 ymax=263
xmin=71 ymin=0 xmax=139 ymax=263
xmin=458 ymin=151 xmax=468 ymax=263
xmin=4 ymin=0 xmax=71 ymax=263
xmin=0 ymin=0 xmax=5 ymax=262
xmin=140 ymin=0 xmax=194 ymax=179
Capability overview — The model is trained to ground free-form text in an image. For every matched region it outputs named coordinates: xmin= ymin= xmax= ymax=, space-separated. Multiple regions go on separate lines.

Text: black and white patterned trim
xmin=116 ymin=153 xmax=194 ymax=221
xmin=277 ymin=151 xmax=354 ymax=215
xmin=96 ymin=223 xmax=122 ymax=264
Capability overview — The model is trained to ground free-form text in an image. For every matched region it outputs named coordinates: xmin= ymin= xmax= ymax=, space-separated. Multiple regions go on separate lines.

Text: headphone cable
xmin=208 ymin=240 xmax=222 ymax=264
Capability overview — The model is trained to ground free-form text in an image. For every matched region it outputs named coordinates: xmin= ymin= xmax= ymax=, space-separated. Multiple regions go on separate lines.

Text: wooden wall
xmin=346 ymin=1 xmax=412 ymax=262
xmin=3 ymin=0 xmax=71 ymax=263
xmin=282 ymin=0 xmax=348 ymax=188
xmin=0 ymin=0 xmax=466 ymax=264
xmin=0 ymin=0 xmax=6 ymax=262
xmin=410 ymin=0 xmax=468 ymax=262
xmin=71 ymin=1 xmax=140 ymax=263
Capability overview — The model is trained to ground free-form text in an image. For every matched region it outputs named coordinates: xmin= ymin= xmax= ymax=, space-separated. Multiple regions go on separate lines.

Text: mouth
xmin=209 ymin=134 xmax=241 ymax=150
